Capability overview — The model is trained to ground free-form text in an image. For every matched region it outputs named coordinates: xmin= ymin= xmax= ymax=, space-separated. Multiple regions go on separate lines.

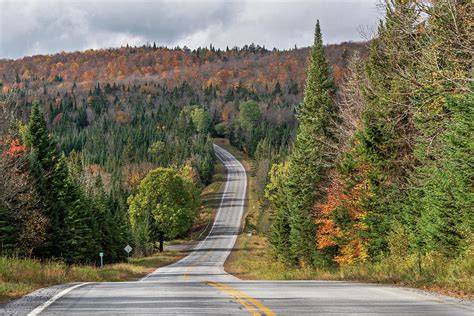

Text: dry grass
xmin=0 ymin=251 xmax=184 ymax=304
xmin=225 ymin=234 xmax=340 ymax=281
xmin=226 ymin=232 xmax=474 ymax=300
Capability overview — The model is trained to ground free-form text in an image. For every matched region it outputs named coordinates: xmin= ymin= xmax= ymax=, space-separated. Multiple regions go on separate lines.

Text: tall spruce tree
xmin=286 ymin=21 xmax=336 ymax=266
xmin=26 ymin=101 xmax=68 ymax=258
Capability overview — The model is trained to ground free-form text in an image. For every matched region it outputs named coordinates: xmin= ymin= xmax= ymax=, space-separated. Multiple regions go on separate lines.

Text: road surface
xmin=5 ymin=144 xmax=472 ymax=315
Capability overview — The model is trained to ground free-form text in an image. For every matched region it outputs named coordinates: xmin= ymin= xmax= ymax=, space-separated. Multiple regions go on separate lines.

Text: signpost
xmin=124 ymin=245 xmax=132 ymax=260
xmin=99 ymin=252 xmax=104 ymax=268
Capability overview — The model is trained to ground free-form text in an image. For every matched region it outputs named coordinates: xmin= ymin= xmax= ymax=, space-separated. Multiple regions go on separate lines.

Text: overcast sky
xmin=0 ymin=0 xmax=382 ymax=60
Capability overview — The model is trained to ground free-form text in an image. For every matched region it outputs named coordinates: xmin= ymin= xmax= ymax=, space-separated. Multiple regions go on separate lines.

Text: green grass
xmin=0 ymin=251 xmax=184 ymax=304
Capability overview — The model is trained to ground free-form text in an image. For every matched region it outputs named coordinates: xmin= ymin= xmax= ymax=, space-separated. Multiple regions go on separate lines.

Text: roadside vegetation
xmin=226 ymin=235 xmax=473 ymax=299
xmin=0 ymin=251 xmax=184 ymax=304
xmin=226 ymin=140 xmax=473 ymax=298
xmin=228 ymin=0 xmax=473 ymax=300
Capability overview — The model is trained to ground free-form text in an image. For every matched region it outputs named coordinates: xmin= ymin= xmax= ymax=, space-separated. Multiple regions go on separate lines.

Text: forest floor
xmin=222 ymin=140 xmax=473 ymax=301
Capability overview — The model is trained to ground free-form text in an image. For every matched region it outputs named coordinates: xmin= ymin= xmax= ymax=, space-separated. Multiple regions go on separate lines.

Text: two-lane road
xmin=5 ymin=144 xmax=473 ymax=315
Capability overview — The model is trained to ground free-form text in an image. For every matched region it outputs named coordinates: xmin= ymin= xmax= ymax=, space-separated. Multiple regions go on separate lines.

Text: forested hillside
xmin=0 ymin=36 xmax=364 ymax=264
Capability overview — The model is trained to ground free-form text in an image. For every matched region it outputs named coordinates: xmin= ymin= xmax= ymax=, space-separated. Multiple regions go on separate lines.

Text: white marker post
xmin=99 ymin=252 xmax=104 ymax=268
xmin=124 ymin=245 xmax=132 ymax=260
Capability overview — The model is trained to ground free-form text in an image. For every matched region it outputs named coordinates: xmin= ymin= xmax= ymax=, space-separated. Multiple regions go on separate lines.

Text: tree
xmin=407 ymin=95 xmax=473 ymax=257
xmin=0 ymin=137 xmax=46 ymax=256
xmin=286 ymin=20 xmax=336 ymax=266
xmin=62 ymin=154 xmax=99 ymax=264
xmin=356 ymin=0 xmax=419 ymax=257
xmin=214 ymin=122 xmax=227 ymax=137
xmin=265 ymin=162 xmax=291 ymax=261
xmin=190 ymin=106 xmax=210 ymax=134
xmin=128 ymin=168 xmax=199 ymax=253
xmin=26 ymin=101 xmax=69 ymax=258
xmin=239 ymin=100 xmax=261 ymax=130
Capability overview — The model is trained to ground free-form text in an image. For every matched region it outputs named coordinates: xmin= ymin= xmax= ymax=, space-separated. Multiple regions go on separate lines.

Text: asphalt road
xmin=5 ymin=144 xmax=473 ymax=315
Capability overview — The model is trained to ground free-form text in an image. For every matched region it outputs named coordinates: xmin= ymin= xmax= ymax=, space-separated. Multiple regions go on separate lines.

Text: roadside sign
xmin=124 ymin=245 xmax=132 ymax=259
xmin=99 ymin=252 xmax=104 ymax=268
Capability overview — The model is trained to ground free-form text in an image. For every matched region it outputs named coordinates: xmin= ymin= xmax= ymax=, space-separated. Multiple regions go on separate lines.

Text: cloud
xmin=0 ymin=0 xmax=381 ymax=59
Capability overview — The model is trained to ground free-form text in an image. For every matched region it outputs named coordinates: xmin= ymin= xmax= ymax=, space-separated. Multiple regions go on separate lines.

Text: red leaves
xmin=2 ymin=139 xmax=27 ymax=158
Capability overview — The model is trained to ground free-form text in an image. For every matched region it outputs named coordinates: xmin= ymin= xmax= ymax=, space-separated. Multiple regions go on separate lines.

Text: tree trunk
xmin=159 ymin=233 xmax=164 ymax=252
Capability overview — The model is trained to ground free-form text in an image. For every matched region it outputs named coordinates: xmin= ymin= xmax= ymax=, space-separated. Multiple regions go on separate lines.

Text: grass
xmin=0 ymin=251 xmax=185 ymax=304
xmin=221 ymin=139 xmax=474 ymax=300
xmin=225 ymin=234 xmax=474 ymax=299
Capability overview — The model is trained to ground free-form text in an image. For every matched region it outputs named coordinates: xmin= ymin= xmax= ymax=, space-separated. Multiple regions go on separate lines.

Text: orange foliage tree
xmin=315 ymin=167 xmax=369 ymax=266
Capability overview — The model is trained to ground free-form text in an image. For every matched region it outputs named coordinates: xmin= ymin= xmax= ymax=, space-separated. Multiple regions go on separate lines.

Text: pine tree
xmin=408 ymin=95 xmax=473 ymax=256
xmin=286 ymin=21 xmax=336 ymax=266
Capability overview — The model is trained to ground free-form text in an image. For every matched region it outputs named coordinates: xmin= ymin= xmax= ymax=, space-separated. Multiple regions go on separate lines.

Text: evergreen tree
xmin=63 ymin=155 xmax=99 ymax=264
xmin=26 ymin=101 xmax=69 ymax=258
xmin=358 ymin=0 xmax=419 ymax=256
xmin=286 ymin=21 xmax=336 ymax=266
xmin=406 ymin=95 xmax=473 ymax=256
xmin=265 ymin=162 xmax=291 ymax=261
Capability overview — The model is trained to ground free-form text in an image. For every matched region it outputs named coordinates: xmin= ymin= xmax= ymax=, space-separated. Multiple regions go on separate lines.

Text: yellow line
xmin=206 ymin=281 xmax=260 ymax=315
xmin=211 ymin=281 xmax=276 ymax=316
xmin=183 ymin=266 xmax=193 ymax=281
xmin=208 ymin=282 xmax=276 ymax=316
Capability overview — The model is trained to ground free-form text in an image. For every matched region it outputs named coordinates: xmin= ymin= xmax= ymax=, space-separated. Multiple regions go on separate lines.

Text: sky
xmin=0 ymin=0 xmax=382 ymax=60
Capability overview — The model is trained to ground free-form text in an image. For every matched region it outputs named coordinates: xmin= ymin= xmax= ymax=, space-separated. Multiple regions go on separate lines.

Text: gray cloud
xmin=0 ymin=0 xmax=381 ymax=60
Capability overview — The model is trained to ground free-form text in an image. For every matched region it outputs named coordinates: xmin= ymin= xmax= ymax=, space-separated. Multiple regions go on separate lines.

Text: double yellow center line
xmin=206 ymin=281 xmax=275 ymax=315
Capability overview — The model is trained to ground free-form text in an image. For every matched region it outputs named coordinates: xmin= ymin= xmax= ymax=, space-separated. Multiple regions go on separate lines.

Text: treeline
xmin=0 ymin=41 xmax=364 ymax=96
xmin=266 ymin=0 xmax=473 ymax=271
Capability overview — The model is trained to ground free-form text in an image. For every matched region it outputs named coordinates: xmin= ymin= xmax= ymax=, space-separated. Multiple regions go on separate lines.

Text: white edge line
xmin=27 ymin=282 xmax=91 ymax=316
xmin=140 ymin=144 xmax=232 ymax=281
